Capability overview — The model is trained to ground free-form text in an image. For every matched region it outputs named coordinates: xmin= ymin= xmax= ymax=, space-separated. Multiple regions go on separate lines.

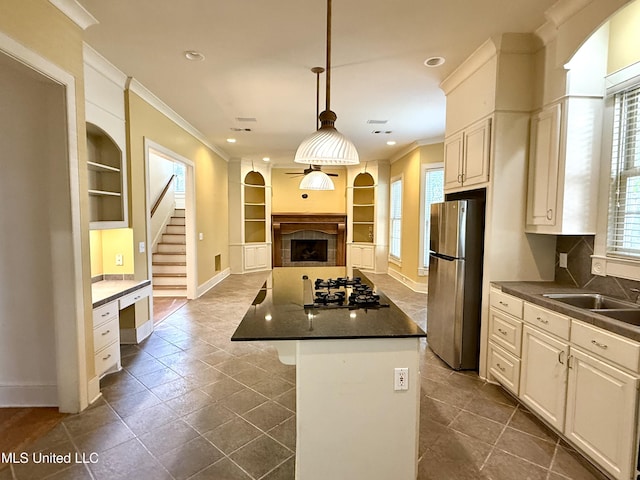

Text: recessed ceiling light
xmin=184 ymin=50 xmax=205 ymax=61
xmin=386 ymin=140 xmax=397 ymax=146
xmin=424 ymin=56 xmax=445 ymax=67
xmin=226 ymin=138 xmax=236 ymax=143
xmin=262 ymin=157 xmax=270 ymax=162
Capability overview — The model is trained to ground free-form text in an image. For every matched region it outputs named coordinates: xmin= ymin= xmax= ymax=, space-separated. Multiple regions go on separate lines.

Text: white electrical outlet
xmin=394 ymin=367 xmax=409 ymax=391
xmin=115 ymin=253 xmax=123 ymax=266
xmin=139 ymin=242 xmax=145 ymax=253
xmin=199 ymin=232 xmax=204 ymax=240
xmin=559 ymin=252 xmax=568 ymax=268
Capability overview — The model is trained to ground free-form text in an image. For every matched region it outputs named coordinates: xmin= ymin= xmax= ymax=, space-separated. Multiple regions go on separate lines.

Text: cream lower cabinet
xmin=519 ymin=325 xmax=569 ymax=431
xmin=489 ymin=288 xmax=640 ymax=480
xmin=244 ymin=244 xmax=269 ymax=271
xmin=351 ymin=244 xmax=375 ymax=270
xmin=92 ymin=300 xmax=121 ymax=377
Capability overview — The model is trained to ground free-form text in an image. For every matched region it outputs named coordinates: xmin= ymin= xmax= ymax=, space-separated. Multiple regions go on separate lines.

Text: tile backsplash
xmin=555 ymin=235 xmax=640 ymax=301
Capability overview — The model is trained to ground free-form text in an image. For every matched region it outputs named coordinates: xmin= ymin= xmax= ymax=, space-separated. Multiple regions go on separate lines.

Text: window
xmin=389 ymin=177 xmax=402 ymax=261
xmin=607 ymin=84 xmax=640 ymax=257
xmin=422 ymin=167 xmax=444 ymax=268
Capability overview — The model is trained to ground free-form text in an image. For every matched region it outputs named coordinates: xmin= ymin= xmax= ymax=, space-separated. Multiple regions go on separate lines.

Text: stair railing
xmin=151 ymin=174 xmax=176 ymax=218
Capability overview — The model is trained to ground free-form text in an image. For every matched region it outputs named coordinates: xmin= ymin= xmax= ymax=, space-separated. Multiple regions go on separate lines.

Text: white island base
xmin=272 ymin=337 xmax=421 ymax=480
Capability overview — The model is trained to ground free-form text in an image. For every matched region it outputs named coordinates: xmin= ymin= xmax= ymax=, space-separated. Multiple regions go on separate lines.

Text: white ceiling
xmin=79 ymin=0 xmax=557 ymax=166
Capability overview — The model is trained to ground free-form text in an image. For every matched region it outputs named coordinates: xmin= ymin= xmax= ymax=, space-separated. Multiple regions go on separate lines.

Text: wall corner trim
xmin=49 ymin=0 xmax=98 ymax=30
xmin=197 ymin=268 xmax=232 ymax=298
xmin=127 ymin=78 xmax=231 ymax=162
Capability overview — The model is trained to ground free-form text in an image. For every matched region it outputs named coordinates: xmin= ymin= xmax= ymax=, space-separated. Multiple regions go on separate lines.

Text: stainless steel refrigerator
xmin=427 ymin=199 xmax=484 ymax=370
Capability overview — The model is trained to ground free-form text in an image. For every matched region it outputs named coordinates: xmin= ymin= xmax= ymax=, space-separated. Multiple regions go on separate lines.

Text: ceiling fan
xmin=286 ymin=164 xmax=339 ymax=178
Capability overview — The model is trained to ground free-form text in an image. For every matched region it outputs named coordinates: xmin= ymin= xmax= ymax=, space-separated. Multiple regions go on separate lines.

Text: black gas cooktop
xmin=305 ymin=275 xmax=389 ymax=309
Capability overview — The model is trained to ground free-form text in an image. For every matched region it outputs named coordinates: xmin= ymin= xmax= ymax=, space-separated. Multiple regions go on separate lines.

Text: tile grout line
xmin=478 ymin=401 xmax=519 ymax=471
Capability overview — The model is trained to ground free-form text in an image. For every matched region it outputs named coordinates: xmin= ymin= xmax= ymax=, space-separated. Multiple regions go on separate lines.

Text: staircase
xmin=153 ymin=209 xmax=187 ymax=297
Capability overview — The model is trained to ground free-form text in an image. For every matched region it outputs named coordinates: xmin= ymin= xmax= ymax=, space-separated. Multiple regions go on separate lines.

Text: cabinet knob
xmin=496 ymin=363 xmax=506 ymax=372
xmin=101 ymin=311 xmax=110 ymax=317
xmin=499 ymin=301 xmax=508 ymax=307
xmin=536 ymin=316 xmax=549 ymax=324
xmin=102 ymin=353 xmax=112 ymax=361
xmin=558 ymin=350 xmax=565 ymax=365
xmin=101 ymin=330 xmax=110 ymax=336
xmin=497 ymin=328 xmax=507 ymax=336
xmin=546 ymin=209 xmax=553 ymax=220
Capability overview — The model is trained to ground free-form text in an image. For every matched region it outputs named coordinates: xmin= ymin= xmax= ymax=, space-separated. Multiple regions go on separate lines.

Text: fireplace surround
xmin=272 ymin=213 xmax=346 ymax=267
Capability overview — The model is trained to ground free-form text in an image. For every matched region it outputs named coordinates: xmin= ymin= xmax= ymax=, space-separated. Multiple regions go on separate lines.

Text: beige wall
xmin=608 ymin=0 xmax=640 ymax=74
xmin=388 ymin=144 xmax=444 ymax=285
xmin=271 ymin=167 xmax=347 ymax=213
xmin=126 ymin=92 xmax=229 ymax=287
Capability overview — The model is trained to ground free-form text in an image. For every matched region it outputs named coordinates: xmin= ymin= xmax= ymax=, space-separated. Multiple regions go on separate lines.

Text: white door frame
xmin=0 ymin=32 xmax=87 ymax=412
xmin=144 ymin=139 xmax=197 ymax=299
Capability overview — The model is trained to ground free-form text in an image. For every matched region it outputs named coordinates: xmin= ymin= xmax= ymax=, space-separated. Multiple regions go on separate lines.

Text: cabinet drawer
xmin=524 ymin=303 xmax=570 ymax=340
xmin=93 ymin=317 xmax=119 ymax=353
xmin=119 ymin=285 xmax=152 ymax=309
xmin=93 ymin=301 xmax=118 ymax=327
xmin=488 ymin=342 xmax=520 ymax=395
xmin=94 ymin=341 xmax=120 ymax=377
xmin=490 ymin=288 xmax=523 ymax=318
xmin=571 ymin=320 xmax=640 ymax=373
xmin=488 ymin=308 xmax=523 ymax=356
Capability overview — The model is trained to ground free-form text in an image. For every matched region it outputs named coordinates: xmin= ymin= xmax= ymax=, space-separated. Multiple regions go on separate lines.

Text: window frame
xmin=418 ymin=163 xmax=444 ymax=275
xmin=388 ymin=175 xmax=403 ymax=265
xmin=592 ymin=64 xmax=640 ymax=280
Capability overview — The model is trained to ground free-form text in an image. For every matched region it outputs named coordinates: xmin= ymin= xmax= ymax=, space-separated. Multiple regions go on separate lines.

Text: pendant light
xmin=300 ymin=67 xmax=336 ymax=191
xmin=294 ymin=0 xmax=359 ymax=166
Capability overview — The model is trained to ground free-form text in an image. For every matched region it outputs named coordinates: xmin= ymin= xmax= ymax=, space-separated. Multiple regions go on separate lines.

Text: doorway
xmin=0 ymin=35 xmax=85 ymax=411
xmin=145 ymin=140 xmax=197 ymax=300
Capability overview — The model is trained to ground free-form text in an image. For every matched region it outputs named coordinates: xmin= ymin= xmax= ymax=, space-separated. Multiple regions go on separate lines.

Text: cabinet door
xmin=526 ymin=103 xmax=561 ymax=227
xmin=565 ymin=347 xmax=638 ymax=480
xmin=244 ymin=244 xmax=268 ymax=270
xmin=444 ymin=132 xmax=464 ymax=190
xmin=520 ymin=325 xmax=568 ymax=430
xmin=462 ymin=118 xmax=491 ymax=187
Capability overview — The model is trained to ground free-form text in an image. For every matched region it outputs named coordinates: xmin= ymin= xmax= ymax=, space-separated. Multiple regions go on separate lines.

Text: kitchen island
xmin=232 ymin=267 xmax=426 ymax=480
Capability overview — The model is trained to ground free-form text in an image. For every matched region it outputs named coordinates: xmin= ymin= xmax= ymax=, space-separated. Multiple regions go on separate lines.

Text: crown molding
xmin=535 ymin=0 xmax=593 ymax=45
xmin=83 ymin=43 xmax=127 ymax=89
xmin=49 ymin=0 xmax=98 ymax=30
xmin=126 ymin=78 xmax=230 ymax=162
xmin=440 ymin=38 xmax=498 ymax=95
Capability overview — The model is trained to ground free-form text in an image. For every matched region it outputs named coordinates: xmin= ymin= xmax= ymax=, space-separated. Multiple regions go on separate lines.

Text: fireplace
xmin=291 ymin=239 xmax=328 ymax=262
xmin=272 ymin=213 xmax=346 ymax=267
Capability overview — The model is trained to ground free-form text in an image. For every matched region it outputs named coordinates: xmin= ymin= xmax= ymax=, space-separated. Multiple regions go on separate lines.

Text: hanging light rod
xmin=294 ymin=0 xmax=359 ymax=166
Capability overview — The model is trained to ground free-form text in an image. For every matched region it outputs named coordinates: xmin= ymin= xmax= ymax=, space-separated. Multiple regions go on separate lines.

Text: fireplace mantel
xmin=272 ymin=213 xmax=346 ymax=267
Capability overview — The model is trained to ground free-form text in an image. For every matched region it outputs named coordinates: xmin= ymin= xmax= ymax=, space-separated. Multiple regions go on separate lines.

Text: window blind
xmin=608 ymin=85 xmax=640 ymax=257
xmin=423 ymin=168 xmax=444 ymax=267
xmin=389 ymin=179 xmax=402 ymax=259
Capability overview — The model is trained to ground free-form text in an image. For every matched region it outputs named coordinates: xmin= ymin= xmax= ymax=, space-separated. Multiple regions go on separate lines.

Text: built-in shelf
xmin=244 ymin=171 xmax=266 ymax=243
xmin=352 ymin=173 xmax=375 ymax=244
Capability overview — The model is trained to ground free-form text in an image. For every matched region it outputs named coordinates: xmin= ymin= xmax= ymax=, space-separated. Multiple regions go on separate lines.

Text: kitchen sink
xmin=592 ymin=309 xmax=640 ymax=326
xmin=542 ymin=293 xmax=640 ymax=310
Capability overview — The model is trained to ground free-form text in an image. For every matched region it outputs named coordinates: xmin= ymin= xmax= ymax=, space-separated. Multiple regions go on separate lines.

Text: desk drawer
xmin=488 ymin=342 xmax=520 ymax=395
xmin=93 ymin=301 xmax=118 ymax=327
xmin=93 ymin=317 xmax=119 ymax=353
xmin=489 ymin=307 xmax=523 ymax=356
xmin=524 ymin=303 xmax=570 ymax=340
xmin=119 ymin=285 xmax=152 ymax=309
xmin=571 ymin=320 xmax=640 ymax=373
xmin=94 ymin=341 xmax=120 ymax=377
xmin=490 ymin=288 xmax=523 ymax=319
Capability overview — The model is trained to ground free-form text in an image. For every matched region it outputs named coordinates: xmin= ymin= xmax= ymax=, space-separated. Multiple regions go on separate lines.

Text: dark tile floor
xmin=0 ymin=272 xmax=610 ymax=480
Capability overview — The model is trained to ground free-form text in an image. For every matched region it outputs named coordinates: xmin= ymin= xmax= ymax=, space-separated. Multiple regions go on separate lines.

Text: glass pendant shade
xmin=299 ymin=170 xmax=335 ymax=190
xmin=294 ymin=126 xmax=359 ymax=166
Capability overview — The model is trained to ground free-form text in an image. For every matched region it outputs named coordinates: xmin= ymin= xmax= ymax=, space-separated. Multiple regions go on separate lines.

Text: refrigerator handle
xmin=429 ymin=251 xmax=457 ymax=262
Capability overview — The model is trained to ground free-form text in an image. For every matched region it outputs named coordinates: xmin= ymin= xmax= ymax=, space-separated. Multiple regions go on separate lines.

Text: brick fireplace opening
xmin=272 ymin=213 xmax=346 ymax=267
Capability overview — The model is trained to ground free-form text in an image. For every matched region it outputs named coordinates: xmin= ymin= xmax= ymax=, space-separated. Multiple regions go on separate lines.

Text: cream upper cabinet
xmin=519 ymin=324 xmax=569 ymax=431
xmin=526 ymin=103 xmax=561 ymax=227
xmin=565 ymin=347 xmax=638 ymax=480
xmin=444 ymin=117 xmax=491 ymax=193
xmin=525 ymin=97 xmax=602 ymax=234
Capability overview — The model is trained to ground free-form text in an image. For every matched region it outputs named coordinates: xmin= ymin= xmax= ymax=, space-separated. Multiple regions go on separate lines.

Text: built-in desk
xmin=232 ymin=267 xmax=426 ymax=480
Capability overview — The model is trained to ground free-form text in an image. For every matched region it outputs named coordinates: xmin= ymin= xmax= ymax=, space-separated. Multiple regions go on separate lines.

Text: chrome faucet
xmin=631 ymin=288 xmax=640 ymax=304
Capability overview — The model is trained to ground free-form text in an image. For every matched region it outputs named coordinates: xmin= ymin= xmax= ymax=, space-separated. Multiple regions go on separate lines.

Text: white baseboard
xmin=87 ymin=375 xmax=101 ymax=404
xmin=387 ymin=268 xmax=428 ymax=293
xmin=120 ymin=319 xmax=154 ymax=345
xmin=0 ymin=383 xmax=58 ymax=407
xmin=196 ymin=268 xmax=231 ymax=297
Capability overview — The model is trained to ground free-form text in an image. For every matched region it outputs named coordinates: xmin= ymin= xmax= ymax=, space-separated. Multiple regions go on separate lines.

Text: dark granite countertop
xmin=492 ymin=281 xmax=640 ymax=342
xmin=92 ymin=279 xmax=152 ymax=308
xmin=232 ymin=267 xmax=426 ymax=341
